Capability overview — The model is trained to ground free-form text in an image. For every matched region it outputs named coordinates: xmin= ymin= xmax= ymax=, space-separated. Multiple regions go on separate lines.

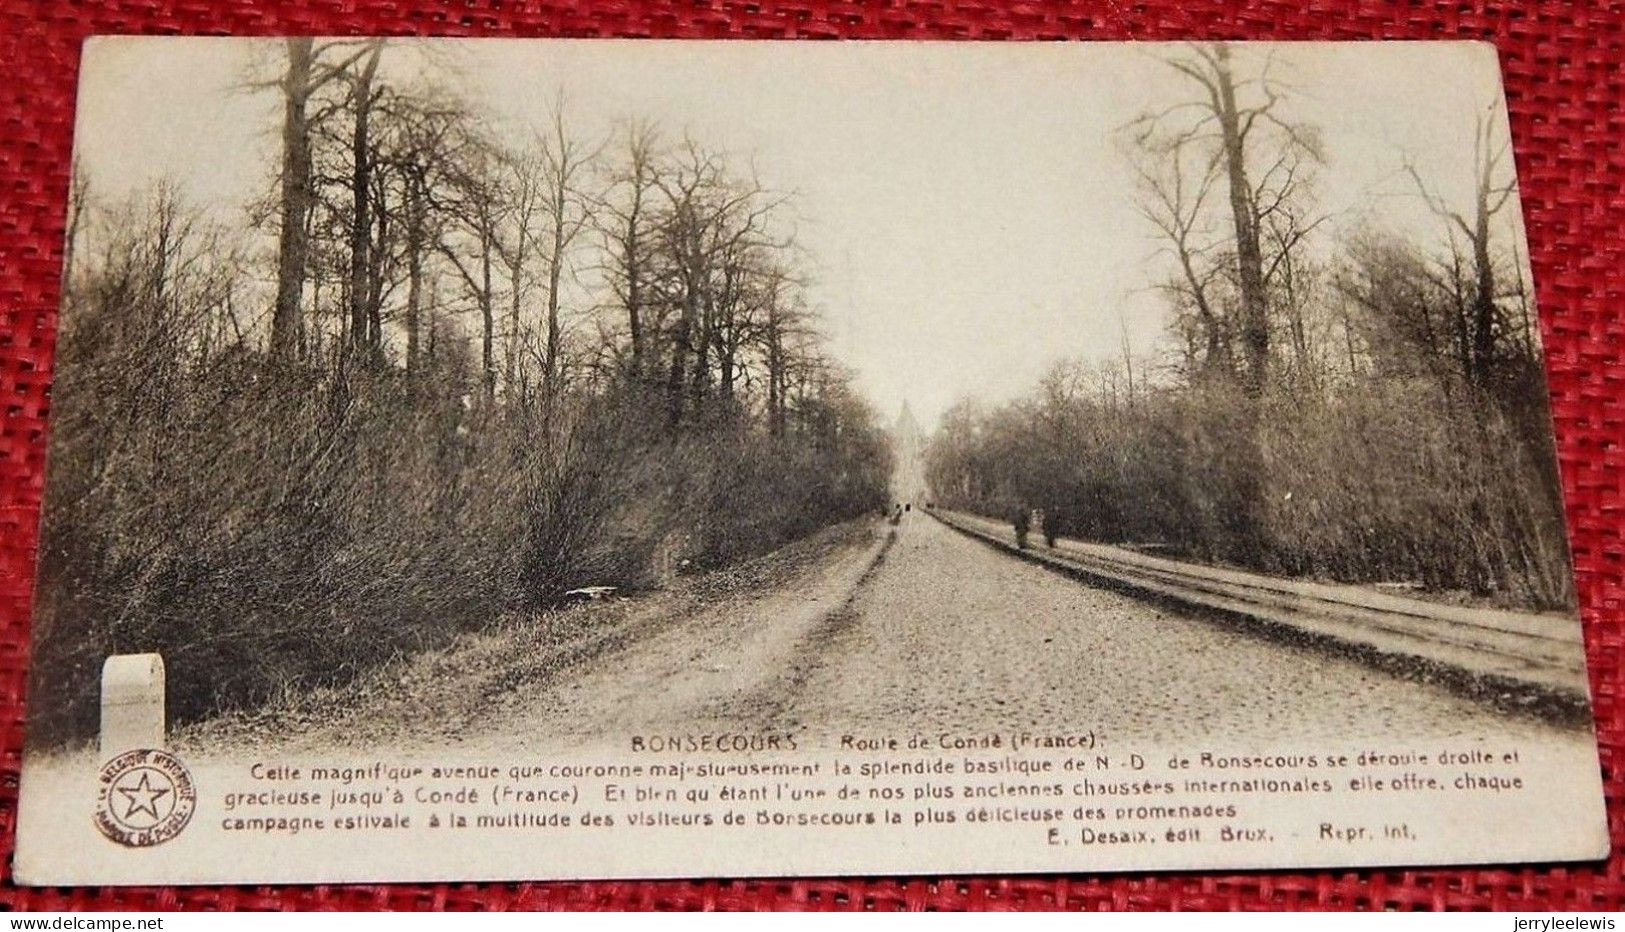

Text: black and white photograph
xmin=16 ymin=37 xmax=1607 ymax=885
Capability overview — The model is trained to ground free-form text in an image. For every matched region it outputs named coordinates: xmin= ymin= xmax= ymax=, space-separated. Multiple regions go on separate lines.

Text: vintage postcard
xmin=14 ymin=37 xmax=1607 ymax=884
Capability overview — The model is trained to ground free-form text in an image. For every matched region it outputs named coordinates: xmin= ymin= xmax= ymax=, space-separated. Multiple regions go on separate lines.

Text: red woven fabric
xmin=0 ymin=0 xmax=1620 ymax=912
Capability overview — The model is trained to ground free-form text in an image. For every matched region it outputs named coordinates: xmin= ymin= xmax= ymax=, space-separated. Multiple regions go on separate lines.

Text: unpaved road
xmin=782 ymin=511 xmax=1584 ymax=746
xmin=186 ymin=509 xmax=1590 ymax=756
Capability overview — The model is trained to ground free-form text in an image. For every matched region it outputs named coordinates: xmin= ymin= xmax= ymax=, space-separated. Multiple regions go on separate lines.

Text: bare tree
xmin=1126 ymin=129 xmax=1231 ymax=377
xmin=757 ymin=269 xmax=804 ymax=438
xmin=344 ymin=40 xmax=387 ymax=358
xmin=437 ymin=137 xmax=504 ymax=402
xmin=654 ymin=142 xmax=726 ymax=426
xmin=594 ymin=121 xmax=664 ymax=384
xmin=534 ymin=99 xmax=601 ymax=397
xmin=266 ymin=38 xmax=379 ymax=362
xmin=494 ymin=149 xmax=545 ymax=394
xmin=653 ymin=142 xmax=783 ymax=425
xmin=1130 ymin=42 xmax=1324 ymax=397
xmin=63 ymin=159 xmax=91 ymax=291
xmin=38 ymin=51 xmax=899 ymax=744
xmin=376 ymin=92 xmax=466 ymax=375
xmin=1403 ymin=98 xmax=1522 ymax=390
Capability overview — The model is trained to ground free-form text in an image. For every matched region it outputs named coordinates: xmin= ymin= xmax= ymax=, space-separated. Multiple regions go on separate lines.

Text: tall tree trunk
xmin=272 ymin=38 xmax=316 ymax=363
xmin=505 ymin=256 xmax=522 ymax=392
xmin=764 ymin=299 xmax=784 ymax=437
xmin=625 ymin=216 xmax=644 ymax=381
xmin=689 ymin=286 xmax=713 ymax=415
xmin=667 ymin=296 xmax=693 ymax=428
xmin=719 ymin=343 xmax=736 ymax=405
xmin=347 ymin=43 xmax=383 ymax=357
xmin=666 ymin=231 xmax=699 ymax=427
xmin=63 ymin=163 xmax=87 ymax=293
xmin=481 ymin=224 xmax=496 ymax=402
xmin=404 ymin=181 xmax=423 ymax=375
xmin=717 ymin=266 xmax=740 ymax=406
xmin=767 ymin=340 xmax=783 ymax=436
xmin=1208 ymin=43 xmax=1272 ymax=561
xmin=1214 ymin=44 xmax=1270 ymax=398
xmin=367 ymin=174 xmax=388 ymax=352
xmin=1469 ymin=203 xmax=1497 ymax=389
xmin=544 ymin=195 xmax=565 ymax=393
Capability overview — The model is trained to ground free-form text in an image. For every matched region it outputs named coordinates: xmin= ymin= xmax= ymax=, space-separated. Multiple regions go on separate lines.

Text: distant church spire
xmin=894 ymin=401 xmax=921 ymax=437
xmin=890 ymin=401 xmax=926 ymax=503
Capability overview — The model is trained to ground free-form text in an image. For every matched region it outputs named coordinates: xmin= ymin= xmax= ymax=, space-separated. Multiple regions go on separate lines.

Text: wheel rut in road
xmin=455 ymin=520 xmax=895 ymax=752
xmin=186 ymin=511 xmax=1591 ymax=760
xmin=742 ymin=526 xmax=899 ymax=733
xmin=775 ymin=509 xmax=1588 ymax=752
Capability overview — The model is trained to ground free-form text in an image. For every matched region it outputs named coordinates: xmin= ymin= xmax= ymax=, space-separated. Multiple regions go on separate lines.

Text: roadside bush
xmin=926 ymin=373 xmax=1572 ymax=611
xmin=29 ymin=257 xmax=889 ymax=746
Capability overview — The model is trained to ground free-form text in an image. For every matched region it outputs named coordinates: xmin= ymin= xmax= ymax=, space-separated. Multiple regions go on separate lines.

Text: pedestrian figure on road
xmin=1042 ymin=506 xmax=1063 ymax=549
xmin=1013 ymin=506 xmax=1031 ymax=549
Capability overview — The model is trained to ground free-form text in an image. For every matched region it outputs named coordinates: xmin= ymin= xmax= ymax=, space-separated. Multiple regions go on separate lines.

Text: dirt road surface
xmin=185 ymin=510 xmax=1592 ymax=756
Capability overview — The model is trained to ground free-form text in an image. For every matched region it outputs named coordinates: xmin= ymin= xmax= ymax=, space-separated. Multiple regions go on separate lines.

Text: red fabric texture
xmin=0 ymin=0 xmax=1620 ymax=911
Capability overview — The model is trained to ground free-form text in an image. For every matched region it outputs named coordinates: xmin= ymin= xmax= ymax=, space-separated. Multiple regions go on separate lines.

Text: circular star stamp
xmin=94 ymin=748 xmax=196 ymax=847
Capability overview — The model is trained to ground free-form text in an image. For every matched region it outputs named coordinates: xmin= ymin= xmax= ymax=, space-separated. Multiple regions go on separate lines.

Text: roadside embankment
xmin=929 ymin=508 xmax=1592 ymax=723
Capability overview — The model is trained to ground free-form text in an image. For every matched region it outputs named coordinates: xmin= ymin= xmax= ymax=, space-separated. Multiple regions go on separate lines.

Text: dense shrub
xmin=926 ymin=373 xmax=1572 ymax=611
xmin=28 ymin=205 xmax=889 ymax=746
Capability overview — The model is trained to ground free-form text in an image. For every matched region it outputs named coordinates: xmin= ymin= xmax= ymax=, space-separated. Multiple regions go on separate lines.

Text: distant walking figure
xmin=1012 ymin=506 xmax=1031 ymax=549
xmin=1042 ymin=506 xmax=1063 ymax=548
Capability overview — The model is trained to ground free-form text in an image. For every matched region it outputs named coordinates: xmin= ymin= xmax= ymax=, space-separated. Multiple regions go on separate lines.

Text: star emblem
xmin=95 ymin=749 xmax=196 ymax=847
xmin=115 ymin=771 xmax=171 ymax=824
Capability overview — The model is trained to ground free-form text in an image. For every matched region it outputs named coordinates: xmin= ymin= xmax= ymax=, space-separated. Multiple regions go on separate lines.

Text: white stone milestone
xmin=99 ymin=653 xmax=165 ymax=759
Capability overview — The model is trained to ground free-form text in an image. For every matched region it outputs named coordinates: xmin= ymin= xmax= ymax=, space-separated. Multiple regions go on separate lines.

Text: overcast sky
xmin=75 ymin=38 xmax=1524 ymax=429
